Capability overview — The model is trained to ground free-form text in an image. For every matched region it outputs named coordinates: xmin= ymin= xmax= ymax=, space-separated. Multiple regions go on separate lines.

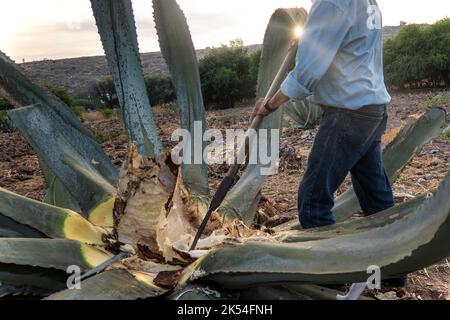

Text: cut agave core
xmin=113 ymin=145 xmax=263 ymax=266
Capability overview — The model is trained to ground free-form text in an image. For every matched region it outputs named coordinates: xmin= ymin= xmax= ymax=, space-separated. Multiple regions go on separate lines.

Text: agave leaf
xmin=239 ymin=284 xmax=369 ymax=300
xmin=40 ymin=160 xmax=82 ymax=212
xmin=0 ymin=214 xmax=46 ymax=238
xmin=0 ymin=239 xmax=112 ymax=271
xmin=278 ymin=107 xmax=447 ymax=231
xmin=167 ymin=285 xmax=235 ymax=300
xmin=0 ymin=51 xmax=115 ymax=211
xmin=218 ymin=8 xmax=308 ymax=224
xmin=0 ymin=188 xmax=106 ymax=245
xmin=187 ymin=172 xmax=450 ymax=288
xmin=45 ymin=269 xmax=164 ymax=300
xmin=275 ymin=195 xmax=426 ymax=243
xmin=91 ymin=0 xmax=163 ymax=157
xmin=152 ymin=0 xmax=208 ymax=196
xmin=8 ymin=104 xmax=117 ymax=219
xmin=0 ymin=264 xmax=67 ymax=297
xmin=284 ymin=98 xmax=322 ymax=129
xmin=0 ymin=51 xmax=88 ymax=134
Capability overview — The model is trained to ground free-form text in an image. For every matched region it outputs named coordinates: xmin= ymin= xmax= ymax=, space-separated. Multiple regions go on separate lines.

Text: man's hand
xmin=251 ymin=98 xmax=272 ymax=120
xmin=251 ymin=90 xmax=290 ymax=122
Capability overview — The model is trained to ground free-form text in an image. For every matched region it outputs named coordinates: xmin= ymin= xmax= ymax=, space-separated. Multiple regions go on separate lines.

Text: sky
xmin=0 ymin=0 xmax=448 ymax=62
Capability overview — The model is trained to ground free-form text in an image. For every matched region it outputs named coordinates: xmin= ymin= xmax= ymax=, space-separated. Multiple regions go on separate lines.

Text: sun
xmin=294 ymin=26 xmax=304 ymax=39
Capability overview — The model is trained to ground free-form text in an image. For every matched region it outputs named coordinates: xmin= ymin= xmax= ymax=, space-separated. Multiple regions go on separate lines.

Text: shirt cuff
xmin=281 ymin=72 xmax=312 ymax=100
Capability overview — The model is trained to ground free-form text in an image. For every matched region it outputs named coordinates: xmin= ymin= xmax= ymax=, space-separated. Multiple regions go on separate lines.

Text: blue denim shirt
xmin=281 ymin=0 xmax=391 ymax=110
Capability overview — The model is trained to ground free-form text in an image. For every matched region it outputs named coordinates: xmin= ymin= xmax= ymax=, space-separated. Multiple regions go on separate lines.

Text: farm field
xmin=1 ymin=90 xmax=449 ymax=300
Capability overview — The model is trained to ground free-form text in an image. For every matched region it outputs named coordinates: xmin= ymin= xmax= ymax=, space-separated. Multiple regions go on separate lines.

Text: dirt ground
xmin=0 ymin=90 xmax=449 ymax=300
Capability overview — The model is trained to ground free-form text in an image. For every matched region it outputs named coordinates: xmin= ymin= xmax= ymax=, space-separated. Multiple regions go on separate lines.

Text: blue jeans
xmin=298 ymin=104 xmax=394 ymax=229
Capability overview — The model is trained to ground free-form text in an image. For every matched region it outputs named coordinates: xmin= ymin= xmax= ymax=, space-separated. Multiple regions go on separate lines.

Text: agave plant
xmin=0 ymin=0 xmax=449 ymax=300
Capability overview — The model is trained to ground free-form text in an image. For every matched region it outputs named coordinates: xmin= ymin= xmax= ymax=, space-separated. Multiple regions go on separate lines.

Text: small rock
xmin=13 ymin=175 xmax=31 ymax=182
xmin=423 ymin=174 xmax=434 ymax=181
xmin=301 ymin=132 xmax=310 ymax=139
xmin=430 ymin=157 xmax=441 ymax=166
xmin=16 ymin=166 xmax=34 ymax=175
xmin=376 ymin=291 xmax=400 ymax=300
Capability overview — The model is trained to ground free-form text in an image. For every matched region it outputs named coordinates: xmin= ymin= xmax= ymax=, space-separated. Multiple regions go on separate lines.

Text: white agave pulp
xmin=114 ymin=145 xmax=257 ymax=265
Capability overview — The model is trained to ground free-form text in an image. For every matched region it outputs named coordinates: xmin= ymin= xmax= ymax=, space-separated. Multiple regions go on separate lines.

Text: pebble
xmin=423 ymin=174 xmax=434 ymax=181
xmin=430 ymin=157 xmax=442 ymax=166
xmin=301 ymin=133 xmax=310 ymax=139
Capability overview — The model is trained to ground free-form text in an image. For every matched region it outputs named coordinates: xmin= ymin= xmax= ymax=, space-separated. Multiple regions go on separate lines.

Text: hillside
xmin=19 ymin=45 xmax=261 ymax=96
xmin=18 ymin=26 xmax=406 ymax=96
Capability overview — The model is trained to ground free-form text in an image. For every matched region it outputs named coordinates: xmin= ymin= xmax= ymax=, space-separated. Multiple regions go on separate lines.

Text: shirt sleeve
xmin=281 ymin=1 xmax=352 ymax=100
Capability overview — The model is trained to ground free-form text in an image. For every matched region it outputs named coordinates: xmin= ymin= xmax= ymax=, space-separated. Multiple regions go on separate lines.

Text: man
xmin=253 ymin=0 xmax=403 ymax=285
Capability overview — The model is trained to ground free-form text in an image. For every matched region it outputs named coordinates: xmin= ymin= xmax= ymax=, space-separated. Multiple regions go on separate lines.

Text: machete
xmin=190 ymin=39 xmax=300 ymax=251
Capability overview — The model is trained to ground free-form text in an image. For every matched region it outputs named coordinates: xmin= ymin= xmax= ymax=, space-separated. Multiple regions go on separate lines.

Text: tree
xmin=89 ymin=77 xmax=118 ymax=108
xmin=144 ymin=76 xmax=176 ymax=106
xmin=249 ymin=48 xmax=262 ymax=92
xmin=384 ymin=19 xmax=450 ymax=88
xmin=199 ymin=39 xmax=257 ymax=109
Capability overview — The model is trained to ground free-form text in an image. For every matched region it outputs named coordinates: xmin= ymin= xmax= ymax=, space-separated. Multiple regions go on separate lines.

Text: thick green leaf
xmin=40 ymin=160 xmax=82 ymax=212
xmin=0 ymin=51 xmax=114 ymax=210
xmin=0 ymin=264 xmax=67 ymax=297
xmin=0 ymin=239 xmax=112 ymax=271
xmin=239 ymin=284 xmax=371 ymax=300
xmin=0 ymin=187 xmax=106 ymax=245
xmin=218 ymin=8 xmax=308 ymax=224
xmin=153 ymin=0 xmax=208 ymax=196
xmin=46 ymin=269 xmax=163 ymax=300
xmin=0 ymin=51 xmax=87 ymax=134
xmin=0 ymin=214 xmax=46 ymax=238
xmin=91 ymin=0 xmax=163 ymax=157
xmin=8 ymin=104 xmax=117 ymax=216
xmin=189 ymin=172 xmax=450 ymax=288
xmin=275 ymin=195 xmax=426 ymax=242
xmin=284 ymin=98 xmax=322 ymax=129
xmin=167 ymin=285 xmax=229 ymax=300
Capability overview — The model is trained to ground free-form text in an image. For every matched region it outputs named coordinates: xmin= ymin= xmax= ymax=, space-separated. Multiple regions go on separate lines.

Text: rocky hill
xmin=19 ymin=26 xmax=406 ymax=96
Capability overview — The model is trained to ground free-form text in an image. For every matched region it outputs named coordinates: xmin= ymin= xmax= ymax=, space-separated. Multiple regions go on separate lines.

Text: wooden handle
xmin=226 ymin=42 xmax=299 ymax=177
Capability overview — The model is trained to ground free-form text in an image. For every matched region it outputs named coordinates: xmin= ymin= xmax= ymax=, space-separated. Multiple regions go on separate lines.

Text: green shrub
xmin=199 ymin=39 xmax=258 ymax=109
xmin=45 ymin=84 xmax=87 ymax=119
xmin=420 ymin=94 xmax=445 ymax=111
xmin=0 ymin=98 xmax=13 ymax=111
xmin=90 ymin=76 xmax=176 ymax=108
xmin=89 ymin=77 xmax=118 ymax=108
xmin=71 ymin=106 xmax=86 ymax=119
xmin=249 ymin=48 xmax=262 ymax=88
xmin=144 ymin=76 xmax=176 ymax=106
xmin=0 ymin=98 xmax=14 ymax=132
xmin=45 ymin=84 xmax=75 ymax=108
xmin=73 ymin=98 xmax=103 ymax=110
xmin=384 ymin=18 xmax=450 ymax=89
xmin=441 ymin=126 xmax=450 ymax=140
xmin=100 ymin=107 xmax=119 ymax=118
